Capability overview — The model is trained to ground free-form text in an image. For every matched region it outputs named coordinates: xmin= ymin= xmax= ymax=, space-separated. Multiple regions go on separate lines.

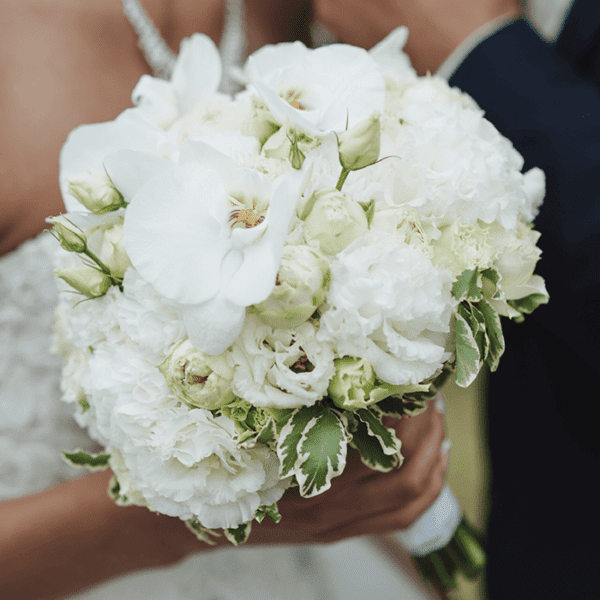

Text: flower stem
xmin=336 ymin=167 xmax=350 ymax=191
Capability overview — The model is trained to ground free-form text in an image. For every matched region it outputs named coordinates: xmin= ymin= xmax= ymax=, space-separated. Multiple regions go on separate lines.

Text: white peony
xmin=319 ymin=232 xmax=455 ymax=385
xmin=230 ymin=315 xmax=336 ymax=408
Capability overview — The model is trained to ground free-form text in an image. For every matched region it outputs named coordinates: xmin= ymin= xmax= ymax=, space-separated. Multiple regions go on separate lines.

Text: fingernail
xmin=440 ymin=439 xmax=452 ymax=455
xmin=434 ymin=390 xmax=446 ymax=415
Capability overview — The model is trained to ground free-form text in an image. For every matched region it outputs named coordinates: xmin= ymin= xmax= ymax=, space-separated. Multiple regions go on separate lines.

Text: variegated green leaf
xmin=454 ymin=312 xmax=481 ymax=388
xmin=375 ymin=395 xmax=407 ymax=418
xmin=254 ymin=503 xmax=282 ymax=524
xmin=350 ymin=417 xmax=400 ymax=472
xmin=224 ymin=522 xmax=252 ymax=546
xmin=277 ymin=405 xmax=319 ymax=478
xmin=452 ymin=269 xmax=483 ymax=302
xmin=63 ymin=450 xmax=110 ymax=471
xmin=478 ymin=298 xmax=506 ymax=371
xmin=467 ymin=302 xmax=489 ymax=362
xmin=186 ymin=519 xmax=221 ymax=546
xmin=356 ymin=408 xmax=402 ymax=456
xmin=508 ymin=293 xmax=549 ymax=315
xmin=481 ymin=267 xmax=502 ymax=299
xmin=295 ymin=407 xmax=347 ymax=498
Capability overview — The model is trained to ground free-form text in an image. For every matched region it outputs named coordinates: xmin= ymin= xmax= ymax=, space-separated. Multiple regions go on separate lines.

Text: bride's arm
xmin=0 ymin=399 xmax=447 ymax=600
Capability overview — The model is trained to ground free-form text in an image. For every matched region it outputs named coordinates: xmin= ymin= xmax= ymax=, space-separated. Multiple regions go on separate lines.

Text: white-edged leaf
xmin=481 ymin=267 xmax=502 ymax=299
xmin=224 ymin=522 xmax=252 ymax=546
xmin=295 ymin=407 xmax=348 ymax=498
xmin=185 ymin=519 xmax=221 ymax=546
xmin=254 ymin=503 xmax=282 ymax=524
xmin=375 ymin=395 xmax=407 ymax=418
xmin=356 ymin=408 xmax=402 ymax=456
xmin=62 ymin=450 xmax=110 ymax=471
xmin=277 ymin=406 xmax=317 ymax=478
xmin=452 ymin=269 xmax=483 ymax=302
xmin=478 ymin=298 xmax=506 ymax=372
xmin=508 ymin=293 xmax=549 ymax=315
xmin=454 ymin=312 xmax=481 ymax=388
xmin=350 ymin=417 xmax=400 ymax=472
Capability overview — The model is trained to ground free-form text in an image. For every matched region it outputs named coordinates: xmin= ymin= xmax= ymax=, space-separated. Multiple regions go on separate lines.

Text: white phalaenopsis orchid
xmin=245 ymin=41 xmax=385 ymax=136
xmin=115 ymin=139 xmax=309 ymax=355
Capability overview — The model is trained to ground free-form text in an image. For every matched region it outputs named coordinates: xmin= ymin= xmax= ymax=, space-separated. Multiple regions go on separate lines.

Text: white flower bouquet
xmin=50 ymin=28 xmax=548 ymax=591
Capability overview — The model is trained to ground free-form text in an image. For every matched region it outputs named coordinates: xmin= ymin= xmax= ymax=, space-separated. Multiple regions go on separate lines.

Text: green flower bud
xmin=303 ymin=189 xmax=368 ymax=255
xmin=328 ymin=356 xmax=404 ymax=411
xmin=253 ymin=244 xmax=330 ymax=328
xmin=244 ymin=96 xmax=280 ymax=146
xmin=263 ymin=120 xmax=319 ymax=168
xmin=51 ymin=217 xmax=87 ymax=253
xmin=55 ymin=266 xmax=112 ymax=298
xmin=159 ymin=339 xmax=234 ymax=410
xmin=98 ymin=222 xmax=132 ymax=279
xmin=67 ymin=171 xmax=125 ymax=213
xmin=338 ymin=112 xmax=381 ymax=171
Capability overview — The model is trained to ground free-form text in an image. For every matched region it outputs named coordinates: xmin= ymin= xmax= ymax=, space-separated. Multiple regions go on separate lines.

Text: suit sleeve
xmin=449 ymin=19 xmax=600 ymax=374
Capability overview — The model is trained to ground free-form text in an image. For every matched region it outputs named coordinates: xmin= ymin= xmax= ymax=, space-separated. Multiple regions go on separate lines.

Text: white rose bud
xmin=253 ymin=244 xmax=330 ymax=329
xmin=51 ymin=217 xmax=87 ymax=253
xmin=244 ymin=96 xmax=280 ymax=146
xmin=338 ymin=112 xmax=381 ymax=171
xmin=303 ymin=189 xmax=368 ymax=255
xmin=67 ymin=171 xmax=125 ymax=213
xmin=55 ymin=266 xmax=111 ymax=298
xmin=98 ymin=223 xmax=132 ymax=279
xmin=159 ymin=339 xmax=234 ymax=410
xmin=492 ymin=221 xmax=542 ymax=291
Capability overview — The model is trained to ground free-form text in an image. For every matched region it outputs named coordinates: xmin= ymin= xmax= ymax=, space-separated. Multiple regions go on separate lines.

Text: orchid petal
xmin=183 ymin=298 xmax=246 ymax=355
xmin=179 ymin=139 xmax=241 ymax=178
xmin=123 ymin=162 xmax=228 ymax=304
xmin=60 ymin=111 xmax=171 ymax=212
xmin=104 ymin=150 xmax=171 ymax=203
xmin=172 ymin=34 xmax=222 ymax=114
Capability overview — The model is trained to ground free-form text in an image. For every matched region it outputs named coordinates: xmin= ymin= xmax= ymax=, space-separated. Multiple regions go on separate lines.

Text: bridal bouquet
xmin=50 ymin=29 xmax=547 ymax=590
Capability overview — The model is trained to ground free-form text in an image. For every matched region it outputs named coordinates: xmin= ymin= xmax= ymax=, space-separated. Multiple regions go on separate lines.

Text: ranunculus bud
xmin=159 ymin=339 xmax=234 ymax=410
xmin=329 ymin=356 xmax=402 ymax=410
xmin=253 ymin=244 xmax=330 ymax=328
xmin=338 ymin=112 xmax=381 ymax=171
xmin=51 ymin=217 xmax=87 ymax=253
xmin=98 ymin=222 xmax=132 ymax=279
xmin=55 ymin=266 xmax=112 ymax=298
xmin=303 ymin=189 xmax=368 ymax=255
xmin=67 ymin=171 xmax=125 ymax=213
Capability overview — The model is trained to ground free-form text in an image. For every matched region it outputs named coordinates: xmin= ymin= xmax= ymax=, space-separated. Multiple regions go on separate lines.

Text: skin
xmin=312 ymin=0 xmax=522 ymax=75
xmin=0 ymin=2 xmax=448 ymax=598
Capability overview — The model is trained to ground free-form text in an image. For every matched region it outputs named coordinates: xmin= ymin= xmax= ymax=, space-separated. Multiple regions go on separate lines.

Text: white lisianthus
xmin=115 ymin=139 xmax=310 ymax=355
xmin=159 ymin=339 xmax=234 ymax=410
xmin=245 ymin=41 xmax=385 ymax=136
xmin=253 ymin=243 xmax=330 ymax=329
xmin=319 ymin=232 xmax=455 ymax=385
xmin=230 ymin=315 xmax=336 ymax=408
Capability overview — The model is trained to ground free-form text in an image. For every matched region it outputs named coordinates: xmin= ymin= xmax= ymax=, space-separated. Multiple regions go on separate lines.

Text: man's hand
xmin=313 ymin=0 xmax=521 ymax=74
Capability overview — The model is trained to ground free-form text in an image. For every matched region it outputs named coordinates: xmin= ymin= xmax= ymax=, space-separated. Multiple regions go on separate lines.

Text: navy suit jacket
xmin=450 ymin=2 xmax=600 ymax=598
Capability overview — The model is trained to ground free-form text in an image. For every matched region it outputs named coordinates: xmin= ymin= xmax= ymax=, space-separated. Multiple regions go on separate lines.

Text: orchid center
xmin=229 ymin=194 xmax=269 ymax=230
xmin=284 ymin=90 xmax=307 ymax=111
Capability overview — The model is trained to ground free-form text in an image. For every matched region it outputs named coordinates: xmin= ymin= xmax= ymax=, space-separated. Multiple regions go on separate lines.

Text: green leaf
xmin=454 ymin=312 xmax=481 ymax=388
xmin=254 ymin=503 xmax=282 ymax=524
xmin=185 ymin=520 xmax=221 ymax=546
xmin=375 ymin=395 xmax=407 ymax=418
xmin=291 ymin=406 xmax=348 ymax=498
xmin=452 ymin=269 xmax=483 ymax=302
xmin=459 ymin=302 xmax=488 ymax=363
xmin=358 ymin=199 xmax=376 ymax=227
xmin=350 ymin=417 xmax=400 ymax=472
xmin=277 ymin=406 xmax=318 ymax=478
xmin=224 ymin=522 xmax=252 ymax=546
xmin=478 ymin=298 xmax=506 ymax=372
xmin=481 ymin=267 xmax=501 ymax=299
xmin=356 ymin=408 xmax=402 ymax=456
xmin=62 ymin=450 xmax=110 ymax=471
xmin=508 ymin=293 xmax=549 ymax=315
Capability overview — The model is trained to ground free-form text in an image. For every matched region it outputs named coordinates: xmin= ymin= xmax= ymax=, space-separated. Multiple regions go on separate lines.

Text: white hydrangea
xmin=230 ymin=315 xmax=336 ymax=408
xmin=319 ymin=232 xmax=455 ymax=385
